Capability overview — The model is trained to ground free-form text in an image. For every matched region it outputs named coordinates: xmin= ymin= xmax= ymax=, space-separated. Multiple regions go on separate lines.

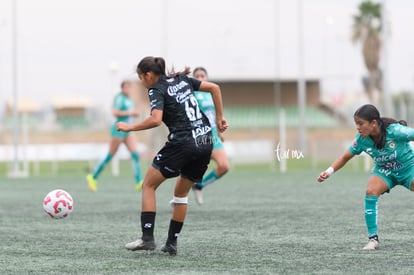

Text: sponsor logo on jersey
xmin=195 ymin=134 xmax=213 ymax=147
xmin=167 ymin=81 xmax=189 ymax=96
xmin=372 ymin=151 xmax=397 ymax=162
xmin=191 ymin=119 xmax=204 ymax=127
xmin=192 ymin=125 xmax=211 ymax=139
xmin=175 ymin=89 xmax=192 ymax=103
xmin=380 ymin=161 xmax=403 ymax=170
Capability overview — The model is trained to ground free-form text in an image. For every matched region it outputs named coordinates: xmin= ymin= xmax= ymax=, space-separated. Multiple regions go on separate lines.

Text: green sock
xmin=364 ymin=195 xmax=379 ymax=238
xmin=92 ymin=153 xmax=112 ymax=179
xmin=131 ymin=152 xmax=143 ymax=183
xmin=197 ymin=170 xmax=220 ymax=189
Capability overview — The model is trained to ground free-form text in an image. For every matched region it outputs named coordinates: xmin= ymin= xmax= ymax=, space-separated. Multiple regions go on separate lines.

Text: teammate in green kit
xmin=317 ymin=104 xmax=413 ymax=250
xmin=87 ymin=80 xmax=143 ymax=192
xmin=191 ymin=67 xmax=229 ymax=205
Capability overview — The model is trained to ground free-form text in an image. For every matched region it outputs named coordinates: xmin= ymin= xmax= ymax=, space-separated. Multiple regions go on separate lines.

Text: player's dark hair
xmin=137 ymin=56 xmax=166 ymax=76
xmin=136 ymin=56 xmax=190 ymax=78
xmin=354 ymin=104 xmax=407 ymax=149
xmin=193 ymin=67 xmax=208 ymax=77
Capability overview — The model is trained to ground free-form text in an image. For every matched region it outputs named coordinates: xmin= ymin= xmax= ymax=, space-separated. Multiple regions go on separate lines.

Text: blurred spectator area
xmin=4 ymin=97 xmax=42 ymax=128
xmin=1 ymin=79 xmax=346 ymax=134
xmin=50 ymin=96 xmax=94 ymax=129
xmin=0 ymin=79 xmax=352 ymax=168
xmin=2 ymin=96 xmax=98 ymax=132
xmin=217 ymin=79 xmax=344 ymax=129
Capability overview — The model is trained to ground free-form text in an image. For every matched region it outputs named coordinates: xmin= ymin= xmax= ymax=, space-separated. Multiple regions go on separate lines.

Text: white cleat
xmin=362 ymin=238 xmax=379 ymax=250
xmin=125 ymin=238 xmax=156 ymax=251
xmin=193 ymin=188 xmax=204 ymax=205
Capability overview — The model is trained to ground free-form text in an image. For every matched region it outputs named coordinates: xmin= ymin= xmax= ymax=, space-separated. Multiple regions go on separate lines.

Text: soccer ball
xmin=43 ymin=189 xmax=74 ymax=219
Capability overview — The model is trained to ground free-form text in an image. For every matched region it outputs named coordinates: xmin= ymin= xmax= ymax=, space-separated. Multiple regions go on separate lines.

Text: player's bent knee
xmin=172 ymin=196 xmax=188 ymax=205
xmin=217 ymin=164 xmax=230 ymax=175
xmin=365 ymin=188 xmax=382 ymax=196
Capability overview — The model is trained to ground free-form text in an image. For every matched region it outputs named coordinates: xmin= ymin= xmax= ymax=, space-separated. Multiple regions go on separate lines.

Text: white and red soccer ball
xmin=43 ymin=189 xmax=74 ymax=219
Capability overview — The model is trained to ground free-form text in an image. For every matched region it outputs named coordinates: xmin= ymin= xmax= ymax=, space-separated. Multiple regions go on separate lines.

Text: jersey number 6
xmin=185 ymin=95 xmax=202 ymax=121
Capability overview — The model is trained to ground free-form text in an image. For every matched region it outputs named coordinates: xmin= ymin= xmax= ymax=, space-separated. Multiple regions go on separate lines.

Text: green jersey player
xmin=192 ymin=67 xmax=229 ymax=205
xmin=86 ymin=80 xmax=143 ymax=192
xmin=318 ymin=104 xmax=413 ymax=250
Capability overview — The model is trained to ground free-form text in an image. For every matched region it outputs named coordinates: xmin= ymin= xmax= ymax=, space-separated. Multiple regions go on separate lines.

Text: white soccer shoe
xmin=362 ymin=238 xmax=379 ymax=250
xmin=193 ymin=188 xmax=204 ymax=205
xmin=125 ymin=238 xmax=156 ymax=251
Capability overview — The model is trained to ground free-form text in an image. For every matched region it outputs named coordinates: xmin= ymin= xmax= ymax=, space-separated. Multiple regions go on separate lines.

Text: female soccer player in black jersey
xmin=117 ymin=56 xmax=227 ymax=255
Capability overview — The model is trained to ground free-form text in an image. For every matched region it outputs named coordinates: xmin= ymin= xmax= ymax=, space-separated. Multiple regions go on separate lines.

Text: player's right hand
xmin=116 ymin=122 xmax=130 ymax=132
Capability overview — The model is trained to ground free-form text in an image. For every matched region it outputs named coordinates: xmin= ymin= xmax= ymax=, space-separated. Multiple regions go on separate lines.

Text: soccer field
xmin=1 ymin=167 xmax=414 ymax=274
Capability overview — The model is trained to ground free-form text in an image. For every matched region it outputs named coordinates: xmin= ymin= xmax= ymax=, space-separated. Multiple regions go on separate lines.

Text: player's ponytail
xmin=375 ymin=117 xmax=407 ymax=149
xmin=398 ymin=120 xmax=408 ymax=126
xmin=380 ymin=117 xmax=407 ymax=127
xmin=153 ymin=57 xmax=166 ymax=75
xmin=376 ymin=118 xmax=388 ymax=149
xmin=167 ymin=66 xmax=191 ymax=77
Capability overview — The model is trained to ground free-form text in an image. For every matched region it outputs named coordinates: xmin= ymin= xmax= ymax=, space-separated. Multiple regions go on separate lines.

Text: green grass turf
xmin=2 ymin=167 xmax=414 ymax=274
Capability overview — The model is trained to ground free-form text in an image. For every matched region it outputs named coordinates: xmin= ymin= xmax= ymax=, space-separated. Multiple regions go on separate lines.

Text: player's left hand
xmin=116 ymin=122 xmax=130 ymax=132
xmin=216 ymin=117 xmax=228 ymax=133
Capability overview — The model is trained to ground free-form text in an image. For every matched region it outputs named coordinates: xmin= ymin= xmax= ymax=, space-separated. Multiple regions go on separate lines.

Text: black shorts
xmin=152 ymin=140 xmax=213 ymax=182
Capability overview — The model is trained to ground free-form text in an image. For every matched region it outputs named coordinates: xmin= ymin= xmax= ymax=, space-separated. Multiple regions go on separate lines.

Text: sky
xmin=0 ymin=0 xmax=413 ymax=110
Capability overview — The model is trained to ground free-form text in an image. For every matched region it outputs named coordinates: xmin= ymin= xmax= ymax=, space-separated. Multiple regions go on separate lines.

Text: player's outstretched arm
xmin=117 ymin=109 xmax=162 ymax=132
xmin=113 ymin=108 xmax=138 ymax=118
xmin=198 ymin=81 xmax=227 ymax=133
xmin=317 ymin=150 xmax=354 ymax=182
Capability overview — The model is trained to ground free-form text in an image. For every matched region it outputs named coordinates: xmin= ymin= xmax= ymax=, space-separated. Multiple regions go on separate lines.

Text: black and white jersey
xmin=149 ymin=75 xmax=212 ymax=144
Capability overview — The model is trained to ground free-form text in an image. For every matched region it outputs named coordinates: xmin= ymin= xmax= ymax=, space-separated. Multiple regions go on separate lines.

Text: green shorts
xmin=371 ymin=165 xmax=414 ymax=191
xmin=110 ymin=123 xmax=129 ymax=139
xmin=212 ymin=128 xmax=224 ymax=151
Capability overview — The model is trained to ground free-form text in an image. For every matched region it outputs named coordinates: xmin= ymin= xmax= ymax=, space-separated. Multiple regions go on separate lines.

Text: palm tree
xmin=352 ymin=0 xmax=382 ymax=104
